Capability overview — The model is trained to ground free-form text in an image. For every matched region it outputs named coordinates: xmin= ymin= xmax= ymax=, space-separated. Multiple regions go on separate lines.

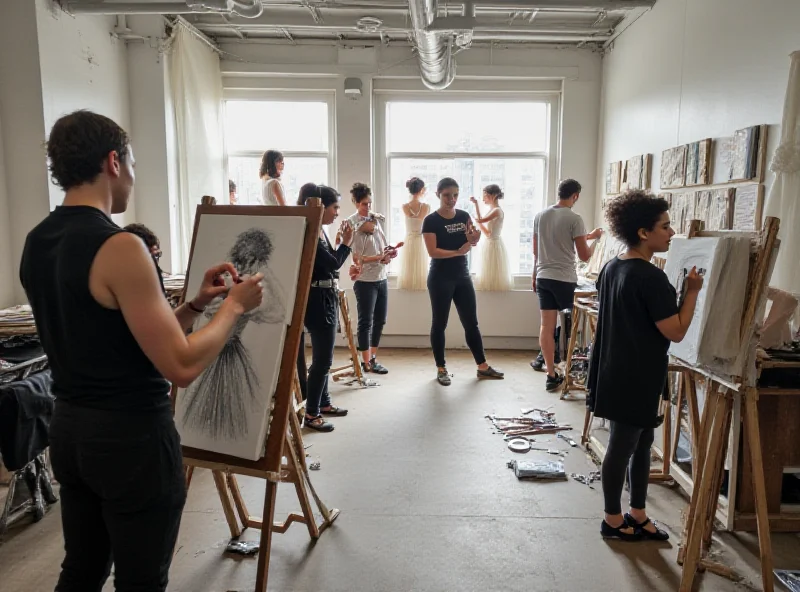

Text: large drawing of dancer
xmin=181 ymin=228 xmax=286 ymax=440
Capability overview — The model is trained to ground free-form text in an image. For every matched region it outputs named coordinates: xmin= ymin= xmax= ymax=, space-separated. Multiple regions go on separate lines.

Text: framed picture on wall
xmin=605 ymin=161 xmax=622 ymax=195
xmin=661 ymin=145 xmax=687 ymax=189
xmin=684 ymin=139 xmax=711 ymax=186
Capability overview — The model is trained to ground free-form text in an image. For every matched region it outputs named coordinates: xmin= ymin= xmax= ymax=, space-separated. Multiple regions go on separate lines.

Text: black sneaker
xmin=530 ymin=352 xmax=545 ymax=371
xmin=369 ymin=358 xmax=388 ymax=374
xmin=545 ymin=373 xmax=564 ymax=392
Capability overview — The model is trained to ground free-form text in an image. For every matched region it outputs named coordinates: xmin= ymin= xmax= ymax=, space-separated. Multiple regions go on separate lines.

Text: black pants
xmin=353 ymin=279 xmax=388 ymax=352
xmin=49 ymin=402 xmax=186 ymax=592
xmin=601 ymin=420 xmax=654 ymax=515
xmin=427 ymin=272 xmax=486 ymax=368
xmin=297 ymin=330 xmax=308 ymax=400
xmin=305 ymin=322 xmax=336 ymax=417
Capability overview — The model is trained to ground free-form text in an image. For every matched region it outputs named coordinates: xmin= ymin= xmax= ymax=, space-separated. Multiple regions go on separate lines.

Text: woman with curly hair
xmin=587 ymin=190 xmax=703 ymax=542
xmin=259 ymin=149 xmax=286 ymax=205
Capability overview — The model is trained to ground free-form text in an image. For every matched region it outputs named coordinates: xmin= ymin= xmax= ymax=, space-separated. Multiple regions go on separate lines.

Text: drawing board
xmin=174 ymin=213 xmax=307 ymax=461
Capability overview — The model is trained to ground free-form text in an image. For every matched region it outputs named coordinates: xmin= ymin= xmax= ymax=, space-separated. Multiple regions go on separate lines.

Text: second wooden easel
xmin=329 ymin=289 xmax=375 ymax=386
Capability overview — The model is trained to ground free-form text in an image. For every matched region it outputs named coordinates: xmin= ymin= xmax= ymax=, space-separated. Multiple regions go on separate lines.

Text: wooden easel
xmin=329 ymin=289 xmax=372 ymax=386
xmin=174 ymin=202 xmax=339 ymax=592
xmin=561 ymin=291 xmax=597 ymax=400
xmin=676 ymin=216 xmax=780 ymax=591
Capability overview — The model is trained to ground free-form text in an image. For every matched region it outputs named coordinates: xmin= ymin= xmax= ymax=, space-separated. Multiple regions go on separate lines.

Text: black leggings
xmin=427 ymin=272 xmax=486 ymax=368
xmin=305 ymin=322 xmax=336 ymax=417
xmin=601 ymin=420 xmax=654 ymax=515
xmin=353 ymin=279 xmax=388 ymax=352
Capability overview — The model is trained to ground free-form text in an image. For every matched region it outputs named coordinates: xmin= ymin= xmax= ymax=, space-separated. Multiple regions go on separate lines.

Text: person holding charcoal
xmin=587 ymin=189 xmax=703 ymax=542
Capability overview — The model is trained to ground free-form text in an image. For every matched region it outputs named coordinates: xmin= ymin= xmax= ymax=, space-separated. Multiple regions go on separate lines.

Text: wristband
xmin=187 ymin=300 xmax=205 ymax=314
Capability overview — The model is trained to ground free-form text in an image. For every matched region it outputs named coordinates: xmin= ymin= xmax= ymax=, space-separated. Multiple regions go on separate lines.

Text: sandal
xmin=304 ymin=415 xmax=334 ymax=432
xmin=320 ymin=405 xmax=348 ymax=416
xmin=600 ymin=519 xmax=642 ymax=542
xmin=625 ymin=513 xmax=670 ymax=541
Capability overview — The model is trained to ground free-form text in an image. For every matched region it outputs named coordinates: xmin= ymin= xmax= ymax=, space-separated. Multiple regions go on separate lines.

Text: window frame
xmin=222 ymin=90 xmax=337 ymax=198
xmin=373 ymin=91 xmax=561 ymax=288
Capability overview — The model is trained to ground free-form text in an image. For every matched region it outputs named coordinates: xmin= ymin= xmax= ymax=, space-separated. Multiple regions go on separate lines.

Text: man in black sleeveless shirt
xmin=20 ymin=110 xmax=265 ymax=592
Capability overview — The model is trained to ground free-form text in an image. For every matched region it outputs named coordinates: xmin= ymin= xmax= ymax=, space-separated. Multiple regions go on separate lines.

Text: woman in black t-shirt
xmin=587 ymin=190 xmax=703 ymax=542
xmin=421 ymin=177 xmax=504 ymax=385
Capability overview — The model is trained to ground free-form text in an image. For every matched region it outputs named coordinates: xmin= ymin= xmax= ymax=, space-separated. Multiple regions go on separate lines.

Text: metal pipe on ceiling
xmin=408 ymin=0 xmax=456 ymax=90
xmin=67 ymin=0 xmax=264 ymax=17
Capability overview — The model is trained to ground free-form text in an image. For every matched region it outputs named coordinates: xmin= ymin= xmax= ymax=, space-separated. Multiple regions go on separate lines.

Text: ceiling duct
xmin=67 ymin=0 xmax=264 ymax=18
xmin=408 ymin=0 xmax=456 ymax=91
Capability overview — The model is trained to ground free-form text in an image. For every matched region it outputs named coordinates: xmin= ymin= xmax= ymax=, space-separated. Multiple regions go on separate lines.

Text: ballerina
xmin=180 ymin=228 xmax=286 ymax=441
xmin=397 ymin=177 xmax=430 ymax=290
xmin=471 ymin=184 xmax=512 ymax=291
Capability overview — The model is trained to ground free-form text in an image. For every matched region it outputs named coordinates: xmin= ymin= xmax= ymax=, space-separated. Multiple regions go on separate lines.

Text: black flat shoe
xmin=304 ymin=415 xmax=334 ymax=432
xmin=477 ymin=366 xmax=504 ymax=379
xmin=625 ymin=513 xmax=670 ymax=541
xmin=600 ymin=519 xmax=642 ymax=541
xmin=320 ymin=405 xmax=348 ymax=416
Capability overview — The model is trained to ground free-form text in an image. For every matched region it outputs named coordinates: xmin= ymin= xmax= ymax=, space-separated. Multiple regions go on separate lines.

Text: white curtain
xmin=166 ymin=22 xmax=224 ymax=271
xmin=765 ymin=51 xmax=800 ymax=295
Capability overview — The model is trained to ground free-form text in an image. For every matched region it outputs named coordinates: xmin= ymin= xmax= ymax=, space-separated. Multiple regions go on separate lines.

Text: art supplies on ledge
xmin=0 ymin=305 xmax=37 ymax=337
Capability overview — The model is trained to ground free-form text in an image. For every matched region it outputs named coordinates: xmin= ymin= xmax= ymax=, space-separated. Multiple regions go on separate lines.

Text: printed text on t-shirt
xmin=444 ymin=222 xmax=467 ymax=234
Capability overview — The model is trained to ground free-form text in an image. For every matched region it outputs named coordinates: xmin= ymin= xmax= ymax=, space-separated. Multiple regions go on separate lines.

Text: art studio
xmin=1 ymin=0 xmax=800 ymax=591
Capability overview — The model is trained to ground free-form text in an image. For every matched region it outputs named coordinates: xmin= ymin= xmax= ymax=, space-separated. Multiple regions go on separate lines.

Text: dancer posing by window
xmin=301 ymin=184 xmax=355 ymax=432
xmin=422 ymin=177 xmax=504 ymax=386
xmin=587 ymin=190 xmax=703 ymax=542
xmin=470 ymin=184 xmax=511 ymax=292
xmin=397 ymin=176 xmax=430 ymax=290
xmin=348 ymin=182 xmax=396 ymax=375
xmin=259 ymin=149 xmax=286 ymax=206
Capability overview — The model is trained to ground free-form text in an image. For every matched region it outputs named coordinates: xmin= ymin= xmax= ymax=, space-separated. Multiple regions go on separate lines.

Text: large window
xmin=224 ymin=97 xmax=333 ymax=205
xmin=378 ymin=98 xmax=555 ymax=277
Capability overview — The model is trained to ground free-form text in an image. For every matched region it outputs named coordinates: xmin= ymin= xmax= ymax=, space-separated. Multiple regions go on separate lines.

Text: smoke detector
xmin=356 ymin=17 xmax=382 ymax=33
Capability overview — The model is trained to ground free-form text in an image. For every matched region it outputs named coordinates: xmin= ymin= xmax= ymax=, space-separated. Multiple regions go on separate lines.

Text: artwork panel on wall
xmin=605 ymin=161 xmax=622 ymax=195
xmin=661 ymin=145 xmax=687 ymax=189
xmin=626 ymin=155 xmax=643 ymax=190
xmin=174 ymin=214 xmax=308 ymax=461
xmin=732 ymin=184 xmax=763 ymax=231
xmin=727 ymin=126 xmax=760 ymax=182
xmin=708 ymin=189 xmax=734 ymax=230
xmin=684 ymin=139 xmax=712 ymax=186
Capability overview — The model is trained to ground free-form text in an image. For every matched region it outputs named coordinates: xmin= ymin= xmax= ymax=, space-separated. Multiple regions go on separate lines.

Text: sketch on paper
xmin=664 ymin=236 xmax=751 ymax=373
xmin=175 ymin=214 xmax=307 ymax=461
xmin=661 ymin=146 xmax=687 ymax=189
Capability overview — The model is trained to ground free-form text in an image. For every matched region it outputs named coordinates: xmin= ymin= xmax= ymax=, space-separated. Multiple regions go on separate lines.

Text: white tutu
xmin=475 ymin=209 xmax=512 ymax=291
xmin=397 ymin=216 xmax=429 ymax=290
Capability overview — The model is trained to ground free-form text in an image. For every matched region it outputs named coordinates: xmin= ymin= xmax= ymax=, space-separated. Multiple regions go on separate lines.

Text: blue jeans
xmin=353 ymin=279 xmax=388 ymax=352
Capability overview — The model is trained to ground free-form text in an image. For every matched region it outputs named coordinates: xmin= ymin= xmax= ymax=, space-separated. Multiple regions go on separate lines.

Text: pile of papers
xmin=0 ymin=305 xmax=37 ymax=336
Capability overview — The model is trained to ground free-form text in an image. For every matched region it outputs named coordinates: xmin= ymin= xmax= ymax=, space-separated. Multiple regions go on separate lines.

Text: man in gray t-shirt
xmin=532 ymin=179 xmax=602 ymax=390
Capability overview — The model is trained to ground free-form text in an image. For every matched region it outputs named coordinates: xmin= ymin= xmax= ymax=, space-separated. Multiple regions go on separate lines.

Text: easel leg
xmin=340 ymin=291 xmax=363 ymax=382
xmin=679 ymin=390 xmax=728 ymax=591
xmin=285 ymin=439 xmax=321 ymax=539
xmin=212 ymin=470 xmax=243 ymax=538
xmin=702 ymin=393 xmax=733 ymax=551
xmin=684 ymin=373 xmax=702 ymax=481
xmin=226 ymin=472 xmax=250 ymax=530
xmin=671 ymin=373 xmax=685 ymax=463
xmin=743 ymin=390 xmax=775 ymax=592
xmin=678 ymin=382 xmax=718 ymax=565
xmin=662 ymin=395 xmax=672 ymax=476
xmin=255 ymin=480 xmax=279 ymax=592
xmin=581 ymin=409 xmax=594 ymax=446
xmin=561 ymin=305 xmax=582 ymax=399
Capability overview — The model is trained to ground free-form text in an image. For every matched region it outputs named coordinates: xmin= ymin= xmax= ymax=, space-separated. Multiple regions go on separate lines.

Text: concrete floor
xmin=1 ymin=349 xmax=799 ymax=591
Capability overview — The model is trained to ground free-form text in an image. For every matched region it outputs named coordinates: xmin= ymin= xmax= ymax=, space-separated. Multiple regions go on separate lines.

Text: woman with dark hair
xmin=422 ymin=177 xmax=504 ymax=386
xmin=259 ymin=150 xmax=285 ymax=206
xmin=300 ymin=184 xmax=355 ymax=431
xmin=347 ymin=182 xmax=394 ymax=374
xmin=587 ymin=189 xmax=703 ymax=542
xmin=181 ymin=229 xmax=286 ymax=439
xmin=397 ymin=177 xmax=429 ymax=290
xmin=470 ymin=184 xmax=511 ymax=291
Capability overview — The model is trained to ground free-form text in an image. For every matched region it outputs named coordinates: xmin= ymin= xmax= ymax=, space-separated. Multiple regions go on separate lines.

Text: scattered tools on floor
xmin=557 ymin=433 xmax=578 ymax=447
xmin=507 ymin=438 xmax=532 ymax=453
xmin=570 ymin=471 xmax=601 ymax=489
xmin=225 ymin=539 xmax=260 ymax=556
xmin=486 ymin=410 xmax=571 ymax=438
xmin=309 ymin=460 xmax=321 ymax=471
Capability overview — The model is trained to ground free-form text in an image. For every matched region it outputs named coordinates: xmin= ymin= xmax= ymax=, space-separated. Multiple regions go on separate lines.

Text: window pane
xmin=225 ymin=100 xmax=328 ymax=152
xmin=386 ymin=102 xmax=548 ymax=154
xmin=388 ymin=158 xmax=545 ymax=275
xmin=228 ymin=156 xmax=329 ymax=206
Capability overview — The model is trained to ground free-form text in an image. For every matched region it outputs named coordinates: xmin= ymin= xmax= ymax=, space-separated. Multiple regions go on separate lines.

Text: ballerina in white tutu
xmin=471 ymin=184 xmax=512 ymax=291
xmin=396 ymin=177 xmax=430 ymax=290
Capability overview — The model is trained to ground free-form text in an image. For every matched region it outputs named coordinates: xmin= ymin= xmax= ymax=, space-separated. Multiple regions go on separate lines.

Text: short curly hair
xmin=46 ymin=110 xmax=130 ymax=191
xmin=605 ymin=190 xmax=670 ymax=247
xmin=124 ymin=223 xmax=159 ymax=250
xmin=350 ymin=182 xmax=371 ymax=203
xmin=228 ymin=228 xmax=274 ymax=273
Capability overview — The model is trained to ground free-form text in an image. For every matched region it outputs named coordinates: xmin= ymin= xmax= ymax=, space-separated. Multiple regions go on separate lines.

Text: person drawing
xmin=470 ymin=184 xmax=511 ymax=291
xmin=422 ymin=177 xmax=504 ymax=386
xmin=259 ymin=149 xmax=286 ymax=206
xmin=181 ymin=228 xmax=286 ymax=440
xmin=397 ymin=177 xmax=430 ymax=290
xmin=587 ymin=190 xmax=703 ymax=542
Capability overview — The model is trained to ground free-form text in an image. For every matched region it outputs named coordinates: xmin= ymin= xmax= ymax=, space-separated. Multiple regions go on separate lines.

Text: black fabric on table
xmin=0 ymin=343 xmax=45 ymax=365
xmin=0 ymin=370 xmax=54 ymax=471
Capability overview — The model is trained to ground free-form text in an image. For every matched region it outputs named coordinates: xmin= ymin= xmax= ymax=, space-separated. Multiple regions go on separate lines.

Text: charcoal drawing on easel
xmin=174 ymin=213 xmax=307 ymax=461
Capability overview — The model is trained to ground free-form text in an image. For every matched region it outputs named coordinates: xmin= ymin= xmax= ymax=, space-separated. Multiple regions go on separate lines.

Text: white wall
xmin=0 ymin=114 xmax=14 ymax=308
xmin=221 ymin=42 xmax=602 ymax=347
xmin=596 ymin=0 xmax=800 ymax=224
xmin=35 ymin=0 xmax=134 ymax=226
